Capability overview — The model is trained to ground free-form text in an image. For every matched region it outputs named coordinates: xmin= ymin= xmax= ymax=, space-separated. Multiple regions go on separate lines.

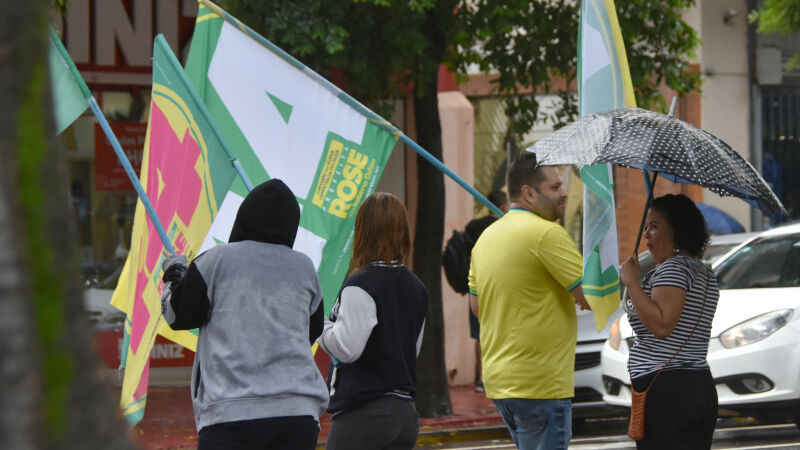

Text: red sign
xmin=94 ymin=122 xmax=146 ymax=191
xmin=95 ymin=330 xmax=195 ymax=368
xmin=95 ymin=329 xmax=333 ymax=375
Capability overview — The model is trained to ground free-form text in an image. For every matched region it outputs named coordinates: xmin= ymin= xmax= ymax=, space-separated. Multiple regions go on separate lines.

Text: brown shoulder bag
xmin=627 ymin=272 xmax=711 ymax=441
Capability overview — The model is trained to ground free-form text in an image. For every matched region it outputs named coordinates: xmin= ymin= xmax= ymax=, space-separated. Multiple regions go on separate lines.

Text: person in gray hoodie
xmin=161 ymin=178 xmax=329 ymax=450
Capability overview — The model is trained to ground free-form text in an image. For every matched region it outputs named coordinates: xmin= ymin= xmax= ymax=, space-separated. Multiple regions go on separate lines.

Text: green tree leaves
xmin=750 ymin=0 xmax=800 ymax=70
xmin=224 ymin=0 xmax=700 ymax=135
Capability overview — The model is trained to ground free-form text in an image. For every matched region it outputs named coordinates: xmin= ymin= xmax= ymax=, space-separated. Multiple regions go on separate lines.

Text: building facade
xmin=58 ymin=0 xmax=799 ymax=388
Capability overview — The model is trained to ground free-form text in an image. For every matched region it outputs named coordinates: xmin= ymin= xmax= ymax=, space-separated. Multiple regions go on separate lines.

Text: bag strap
xmin=636 ymin=266 xmax=712 ymax=394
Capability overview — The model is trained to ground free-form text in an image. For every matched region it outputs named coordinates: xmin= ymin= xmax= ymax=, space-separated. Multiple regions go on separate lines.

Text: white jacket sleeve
xmin=416 ymin=319 xmax=425 ymax=357
xmin=318 ymin=286 xmax=377 ymax=363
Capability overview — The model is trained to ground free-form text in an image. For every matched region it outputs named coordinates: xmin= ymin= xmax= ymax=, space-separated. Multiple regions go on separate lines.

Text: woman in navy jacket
xmin=318 ymin=192 xmax=428 ymax=450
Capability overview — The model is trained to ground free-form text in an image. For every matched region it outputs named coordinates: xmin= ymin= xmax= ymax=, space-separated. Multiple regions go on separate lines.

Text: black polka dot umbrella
xmin=528 ymin=107 xmax=787 ymax=216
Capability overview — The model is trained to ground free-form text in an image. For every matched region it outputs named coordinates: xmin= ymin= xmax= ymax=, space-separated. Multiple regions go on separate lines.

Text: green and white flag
xmin=48 ymin=27 xmax=89 ymax=134
xmin=578 ymin=0 xmax=636 ymax=331
xmin=187 ymin=1 xmax=397 ymax=310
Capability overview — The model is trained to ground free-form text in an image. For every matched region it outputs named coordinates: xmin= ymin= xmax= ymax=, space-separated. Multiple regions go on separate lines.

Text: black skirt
xmin=631 ymin=368 xmax=717 ymax=450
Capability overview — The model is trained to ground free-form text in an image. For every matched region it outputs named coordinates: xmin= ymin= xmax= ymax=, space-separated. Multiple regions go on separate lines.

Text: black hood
xmin=228 ymin=179 xmax=300 ymax=247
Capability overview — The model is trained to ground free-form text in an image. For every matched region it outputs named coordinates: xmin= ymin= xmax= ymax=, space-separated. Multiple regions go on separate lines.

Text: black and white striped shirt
xmin=628 ymin=255 xmax=719 ymax=379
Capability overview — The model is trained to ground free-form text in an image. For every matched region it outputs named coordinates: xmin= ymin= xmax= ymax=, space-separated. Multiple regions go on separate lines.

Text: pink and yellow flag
xmin=110 ymin=35 xmax=237 ymax=425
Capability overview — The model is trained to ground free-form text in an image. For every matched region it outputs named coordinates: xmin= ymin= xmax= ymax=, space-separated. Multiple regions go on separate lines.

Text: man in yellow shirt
xmin=468 ymin=152 xmax=591 ymax=450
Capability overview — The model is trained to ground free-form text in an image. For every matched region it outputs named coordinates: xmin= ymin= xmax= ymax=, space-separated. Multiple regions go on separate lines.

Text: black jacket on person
xmin=326 ymin=265 xmax=428 ymax=414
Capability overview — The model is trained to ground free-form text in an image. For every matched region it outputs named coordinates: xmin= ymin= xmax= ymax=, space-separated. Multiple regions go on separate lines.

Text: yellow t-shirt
xmin=468 ymin=208 xmax=583 ymax=400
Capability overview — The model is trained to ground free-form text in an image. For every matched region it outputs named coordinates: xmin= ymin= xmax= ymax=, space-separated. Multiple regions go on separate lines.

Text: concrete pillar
xmin=700 ymin=0 xmax=753 ymax=230
xmin=438 ymin=90 xmax=477 ymax=386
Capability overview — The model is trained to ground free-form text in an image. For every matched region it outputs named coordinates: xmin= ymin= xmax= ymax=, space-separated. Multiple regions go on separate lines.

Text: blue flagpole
xmin=87 ymin=98 xmax=175 ymax=254
xmin=49 ymin=26 xmax=175 ymax=253
xmin=399 ymin=135 xmax=504 ymax=217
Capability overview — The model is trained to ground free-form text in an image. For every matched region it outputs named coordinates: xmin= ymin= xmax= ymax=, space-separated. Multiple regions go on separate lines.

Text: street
xmin=419 ymin=417 xmax=800 ymax=449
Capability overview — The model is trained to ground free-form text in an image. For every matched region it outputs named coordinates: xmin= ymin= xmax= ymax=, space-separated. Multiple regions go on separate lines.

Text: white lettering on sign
xmin=151 ymin=342 xmax=185 ymax=359
xmin=125 ymin=148 xmax=143 ymax=167
xmin=64 ymin=0 xmax=197 ymax=68
xmin=116 ymin=338 xmax=186 ymax=360
xmin=96 ymin=0 xmax=153 ymax=66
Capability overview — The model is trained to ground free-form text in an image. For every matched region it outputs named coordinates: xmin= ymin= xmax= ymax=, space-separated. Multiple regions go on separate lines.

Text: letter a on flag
xmin=185 ymin=0 xmax=398 ymax=312
xmin=110 ymin=34 xmax=238 ymax=426
xmin=578 ymin=0 xmax=636 ymax=331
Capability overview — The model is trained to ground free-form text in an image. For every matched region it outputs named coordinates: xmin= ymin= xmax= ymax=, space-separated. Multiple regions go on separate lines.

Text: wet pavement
xmin=129 ymin=384 xmax=506 ymax=449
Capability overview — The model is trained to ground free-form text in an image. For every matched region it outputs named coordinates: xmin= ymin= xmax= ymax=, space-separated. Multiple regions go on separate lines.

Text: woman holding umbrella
xmin=529 ymin=101 xmax=786 ymax=448
xmin=619 ymin=193 xmax=720 ymax=448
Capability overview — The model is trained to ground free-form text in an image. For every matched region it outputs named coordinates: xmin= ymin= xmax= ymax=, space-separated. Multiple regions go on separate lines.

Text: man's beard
xmin=546 ymin=198 xmax=565 ymax=221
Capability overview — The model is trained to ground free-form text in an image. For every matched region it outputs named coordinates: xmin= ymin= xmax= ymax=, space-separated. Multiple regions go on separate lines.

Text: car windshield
xmin=702 ymin=243 xmax=738 ymax=265
xmin=714 ymin=233 xmax=800 ymax=289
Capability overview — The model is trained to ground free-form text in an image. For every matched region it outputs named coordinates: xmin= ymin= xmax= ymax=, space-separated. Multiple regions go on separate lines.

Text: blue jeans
xmin=492 ymin=398 xmax=572 ymax=450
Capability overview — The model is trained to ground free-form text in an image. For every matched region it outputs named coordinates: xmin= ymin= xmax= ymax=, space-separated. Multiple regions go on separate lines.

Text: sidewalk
xmin=130 ymin=385 xmax=507 ymax=449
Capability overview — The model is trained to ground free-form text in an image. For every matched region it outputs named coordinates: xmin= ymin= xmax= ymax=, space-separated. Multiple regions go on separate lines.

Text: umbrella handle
xmin=631 ymin=95 xmax=674 ymax=255
xmin=622 ymin=97 xmax=674 ymax=311
xmin=633 ymin=171 xmax=659 ymax=255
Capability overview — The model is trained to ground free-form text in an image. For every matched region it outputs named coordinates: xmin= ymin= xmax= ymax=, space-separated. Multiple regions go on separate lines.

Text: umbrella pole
xmin=621 ymin=171 xmax=659 ymax=310
xmin=632 ymin=171 xmax=659 ymax=255
xmin=631 ymin=96 xmax=676 ymax=254
xmin=631 ymin=97 xmax=675 ymax=255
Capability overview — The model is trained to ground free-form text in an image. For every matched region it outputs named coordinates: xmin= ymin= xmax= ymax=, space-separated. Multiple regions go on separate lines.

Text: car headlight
xmin=719 ymin=309 xmax=793 ymax=349
xmin=609 ymin=317 xmax=621 ymax=350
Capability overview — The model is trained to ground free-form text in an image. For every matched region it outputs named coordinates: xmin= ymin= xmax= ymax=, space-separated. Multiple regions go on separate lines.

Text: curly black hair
xmin=650 ymin=194 xmax=710 ymax=258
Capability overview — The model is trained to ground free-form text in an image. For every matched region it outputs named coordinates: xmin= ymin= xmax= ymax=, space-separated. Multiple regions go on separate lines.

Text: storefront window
xmin=762 ymin=88 xmax=800 ymax=228
xmin=63 ymin=88 xmax=149 ymax=327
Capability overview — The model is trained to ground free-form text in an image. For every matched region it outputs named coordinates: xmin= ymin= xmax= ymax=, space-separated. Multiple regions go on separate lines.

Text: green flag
xmin=48 ymin=27 xmax=89 ymax=134
xmin=185 ymin=1 xmax=398 ymax=313
xmin=578 ymin=0 xmax=636 ymax=331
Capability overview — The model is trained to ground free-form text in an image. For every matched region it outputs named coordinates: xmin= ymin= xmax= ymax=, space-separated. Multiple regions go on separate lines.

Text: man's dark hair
xmin=488 ymin=190 xmax=508 ymax=209
xmin=507 ymin=152 xmax=546 ymax=201
xmin=650 ymin=194 xmax=710 ymax=258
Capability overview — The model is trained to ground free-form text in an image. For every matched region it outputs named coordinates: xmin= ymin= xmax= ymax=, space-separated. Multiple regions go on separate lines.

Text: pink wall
xmin=438 ymin=91 xmax=478 ymax=387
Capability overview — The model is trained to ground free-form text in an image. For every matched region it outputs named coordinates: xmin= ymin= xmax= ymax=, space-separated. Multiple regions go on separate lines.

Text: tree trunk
xmin=0 ymin=64 xmax=40 ymax=450
xmin=0 ymin=1 xmax=133 ymax=447
xmin=411 ymin=4 xmax=454 ymax=418
xmin=412 ymin=69 xmax=453 ymax=418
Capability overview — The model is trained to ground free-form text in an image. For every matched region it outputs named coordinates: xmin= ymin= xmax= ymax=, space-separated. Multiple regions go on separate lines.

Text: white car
xmin=700 ymin=231 xmax=760 ymax=265
xmin=601 ymin=223 xmax=800 ymax=422
xmin=573 ymin=307 xmax=624 ymax=419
